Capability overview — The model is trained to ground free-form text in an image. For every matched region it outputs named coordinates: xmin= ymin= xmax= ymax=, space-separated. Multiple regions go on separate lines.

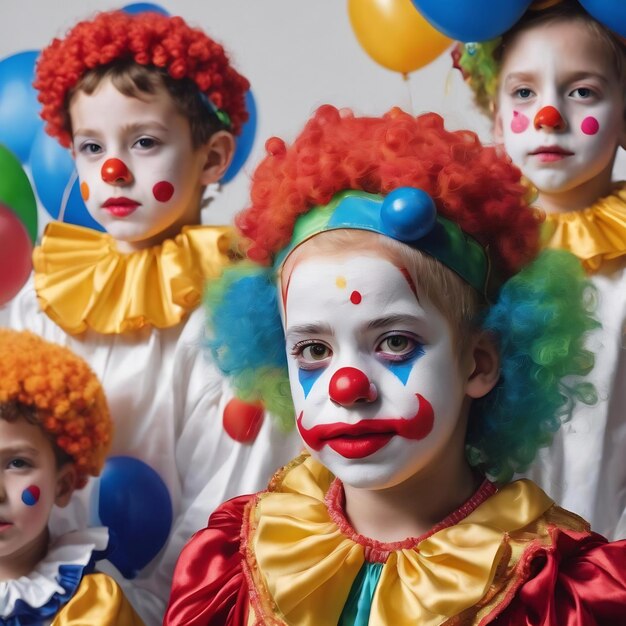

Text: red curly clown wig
xmin=0 ymin=330 xmax=112 ymax=489
xmin=208 ymin=107 xmax=597 ymax=483
xmin=238 ymin=106 xmax=542 ymax=277
xmin=35 ymin=10 xmax=249 ymax=147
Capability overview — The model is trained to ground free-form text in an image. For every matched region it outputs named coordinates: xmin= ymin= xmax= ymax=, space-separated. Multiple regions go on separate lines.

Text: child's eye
xmin=376 ymin=333 xmax=423 ymax=362
xmin=133 ymin=137 xmax=159 ymax=150
xmin=513 ymin=87 xmax=535 ymax=100
xmin=513 ymin=88 xmax=534 ymax=100
xmin=569 ymin=87 xmax=595 ymax=100
xmin=7 ymin=458 xmax=32 ymax=470
xmin=291 ymin=341 xmax=332 ymax=369
xmin=79 ymin=142 xmax=103 ymax=155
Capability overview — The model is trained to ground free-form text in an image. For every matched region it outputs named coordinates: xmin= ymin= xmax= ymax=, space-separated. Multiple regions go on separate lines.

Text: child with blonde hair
xmin=165 ymin=106 xmax=626 ymax=625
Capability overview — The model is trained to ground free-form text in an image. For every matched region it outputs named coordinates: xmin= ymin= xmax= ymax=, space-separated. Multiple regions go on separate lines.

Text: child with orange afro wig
xmin=165 ymin=106 xmax=626 ymax=624
xmin=1 ymin=9 xmax=302 ymax=623
xmin=0 ymin=329 xmax=142 ymax=624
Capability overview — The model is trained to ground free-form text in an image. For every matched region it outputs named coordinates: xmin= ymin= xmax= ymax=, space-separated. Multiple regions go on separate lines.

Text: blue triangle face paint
xmin=384 ymin=347 xmax=424 ymax=385
xmin=299 ymin=368 xmax=324 ymax=398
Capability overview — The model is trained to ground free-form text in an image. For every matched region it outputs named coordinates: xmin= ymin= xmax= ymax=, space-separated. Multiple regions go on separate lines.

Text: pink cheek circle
xmin=21 ymin=485 xmax=41 ymax=506
xmin=153 ymin=181 xmax=175 ymax=203
xmin=581 ymin=117 xmax=599 ymax=135
xmin=510 ymin=111 xmax=530 ymax=134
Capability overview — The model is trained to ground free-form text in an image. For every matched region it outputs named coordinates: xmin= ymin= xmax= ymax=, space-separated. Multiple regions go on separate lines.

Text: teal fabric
xmin=338 ymin=561 xmax=384 ymax=626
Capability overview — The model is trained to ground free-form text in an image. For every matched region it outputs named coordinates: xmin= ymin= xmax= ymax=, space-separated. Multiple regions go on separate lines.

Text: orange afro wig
xmin=35 ymin=10 xmax=249 ymax=147
xmin=238 ymin=106 xmax=542 ymax=278
xmin=0 ymin=330 xmax=112 ymax=489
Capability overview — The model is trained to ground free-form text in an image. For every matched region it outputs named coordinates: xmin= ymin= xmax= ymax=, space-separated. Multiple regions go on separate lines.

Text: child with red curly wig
xmin=0 ymin=9 xmax=301 ymax=623
xmin=454 ymin=0 xmax=626 ymax=541
xmin=164 ymin=106 xmax=626 ymax=625
xmin=0 ymin=329 xmax=144 ymax=625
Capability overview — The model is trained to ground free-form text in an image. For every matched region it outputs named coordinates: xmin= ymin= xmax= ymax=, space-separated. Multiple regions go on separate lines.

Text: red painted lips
xmin=102 ymin=197 xmax=140 ymax=217
xmin=297 ymin=393 xmax=434 ymax=459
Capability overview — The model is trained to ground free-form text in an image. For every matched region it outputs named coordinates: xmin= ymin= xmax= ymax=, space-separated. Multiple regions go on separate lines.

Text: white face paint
xmin=496 ymin=20 xmax=625 ymax=196
xmin=70 ymin=77 xmax=210 ymax=249
xmin=282 ymin=254 xmax=468 ymax=490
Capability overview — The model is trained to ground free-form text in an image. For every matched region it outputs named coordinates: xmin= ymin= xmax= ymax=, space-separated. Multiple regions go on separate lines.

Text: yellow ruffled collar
xmin=243 ymin=455 xmax=578 ymax=626
xmin=542 ymin=182 xmax=626 ymax=272
xmin=33 ymin=222 xmax=238 ymax=335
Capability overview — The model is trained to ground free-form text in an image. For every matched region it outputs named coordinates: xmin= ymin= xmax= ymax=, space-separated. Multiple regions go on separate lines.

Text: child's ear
xmin=54 ymin=463 xmax=78 ymax=508
xmin=200 ymin=130 xmax=236 ymax=186
xmin=465 ymin=331 xmax=500 ymax=400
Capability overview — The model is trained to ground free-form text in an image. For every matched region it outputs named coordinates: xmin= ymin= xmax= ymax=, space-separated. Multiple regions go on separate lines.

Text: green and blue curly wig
xmin=205 ymin=105 xmax=596 ymax=483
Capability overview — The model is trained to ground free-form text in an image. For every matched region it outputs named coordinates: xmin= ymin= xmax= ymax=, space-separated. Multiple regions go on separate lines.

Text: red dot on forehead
xmin=153 ymin=181 xmax=174 ymax=203
xmin=350 ymin=290 xmax=362 ymax=305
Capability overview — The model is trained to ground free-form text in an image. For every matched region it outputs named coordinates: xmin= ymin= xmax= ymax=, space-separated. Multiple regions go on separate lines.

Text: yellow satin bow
xmin=244 ymin=456 xmax=569 ymax=626
xmin=34 ymin=222 xmax=238 ymax=335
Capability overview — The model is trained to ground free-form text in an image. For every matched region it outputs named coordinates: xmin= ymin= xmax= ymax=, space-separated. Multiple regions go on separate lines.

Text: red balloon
xmin=223 ymin=398 xmax=264 ymax=443
xmin=0 ymin=204 xmax=32 ymax=305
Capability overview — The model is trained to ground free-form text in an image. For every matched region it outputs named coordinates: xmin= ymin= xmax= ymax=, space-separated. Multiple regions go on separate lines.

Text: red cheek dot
xmin=511 ymin=110 xmax=530 ymax=134
xmin=350 ymin=290 xmax=362 ymax=305
xmin=153 ymin=181 xmax=174 ymax=203
xmin=581 ymin=116 xmax=599 ymax=135
xmin=80 ymin=182 xmax=90 ymax=201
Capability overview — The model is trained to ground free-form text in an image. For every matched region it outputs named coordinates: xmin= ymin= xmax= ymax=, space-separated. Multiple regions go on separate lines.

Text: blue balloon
xmin=0 ymin=51 xmax=44 ymax=163
xmin=222 ymin=90 xmax=257 ymax=184
xmin=92 ymin=456 xmax=173 ymax=579
xmin=411 ymin=0 xmax=532 ymax=42
xmin=122 ymin=2 xmax=170 ymax=15
xmin=29 ymin=126 xmax=104 ymax=231
xmin=579 ymin=0 xmax=626 ymax=38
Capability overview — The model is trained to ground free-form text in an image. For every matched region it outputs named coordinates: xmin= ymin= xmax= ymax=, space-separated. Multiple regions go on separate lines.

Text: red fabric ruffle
xmin=492 ymin=529 xmax=626 ymax=625
xmin=163 ymin=495 xmax=252 ymax=626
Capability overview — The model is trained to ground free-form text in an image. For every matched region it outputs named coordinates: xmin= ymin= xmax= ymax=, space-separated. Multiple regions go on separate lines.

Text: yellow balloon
xmin=348 ymin=0 xmax=452 ymax=75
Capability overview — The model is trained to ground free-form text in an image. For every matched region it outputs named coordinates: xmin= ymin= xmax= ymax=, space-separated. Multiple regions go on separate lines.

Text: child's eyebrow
xmin=366 ymin=314 xmax=423 ymax=331
xmin=563 ymin=70 xmax=609 ymax=86
xmin=120 ymin=121 xmax=170 ymax=135
xmin=502 ymin=71 xmax=537 ymax=88
xmin=0 ymin=445 xmax=40 ymax=457
xmin=285 ymin=322 xmax=334 ymax=338
xmin=72 ymin=121 xmax=170 ymax=138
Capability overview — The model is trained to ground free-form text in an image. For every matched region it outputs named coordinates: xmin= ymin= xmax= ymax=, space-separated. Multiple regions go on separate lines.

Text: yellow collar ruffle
xmin=243 ymin=455 xmax=587 ymax=626
xmin=542 ymin=182 xmax=626 ymax=272
xmin=33 ymin=222 xmax=238 ymax=335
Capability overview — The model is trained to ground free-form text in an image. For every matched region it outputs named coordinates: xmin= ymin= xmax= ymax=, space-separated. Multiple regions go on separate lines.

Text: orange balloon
xmin=348 ymin=0 xmax=452 ymax=75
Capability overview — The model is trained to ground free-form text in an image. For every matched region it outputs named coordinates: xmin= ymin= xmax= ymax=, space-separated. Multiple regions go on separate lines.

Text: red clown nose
xmin=101 ymin=158 xmax=133 ymax=184
xmin=329 ymin=367 xmax=378 ymax=406
xmin=533 ymin=106 xmax=566 ymax=131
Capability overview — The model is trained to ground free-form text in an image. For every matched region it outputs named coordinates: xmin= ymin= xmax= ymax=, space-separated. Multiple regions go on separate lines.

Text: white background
xmin=2 ymin=0 xmax=624 ymax=231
